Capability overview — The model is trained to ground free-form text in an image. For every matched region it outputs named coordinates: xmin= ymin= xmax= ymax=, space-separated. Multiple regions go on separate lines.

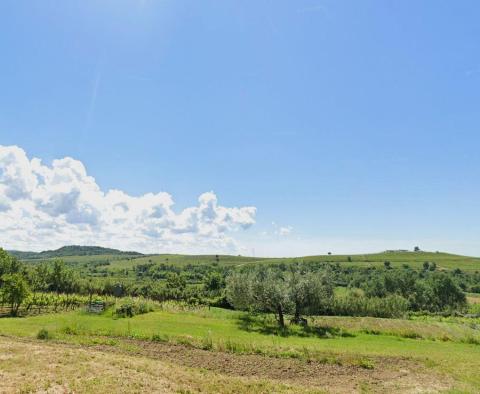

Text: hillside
xmin=105 ymin=250 xmax=480 ymax=272
xmin=9 ymin=247 xmax=480 ymax=272
xmin=8 ymin=245 xmax=142 ymax=260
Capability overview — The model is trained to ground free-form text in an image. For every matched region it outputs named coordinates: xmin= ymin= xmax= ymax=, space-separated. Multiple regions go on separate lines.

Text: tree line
xmin=0 ymin=248 xmax=473 ymax=321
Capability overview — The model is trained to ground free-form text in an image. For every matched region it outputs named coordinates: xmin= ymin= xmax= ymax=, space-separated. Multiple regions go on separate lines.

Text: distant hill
xmin=8 ymin=245 xmax=143 ymax=260
xmin=101 ymin=250 xmax=480 ymax=272
xmin=6 ymin=247 xmax=480 ymax=272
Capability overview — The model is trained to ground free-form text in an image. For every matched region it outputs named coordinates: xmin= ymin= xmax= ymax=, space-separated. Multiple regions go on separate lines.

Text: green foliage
xmin=115 ymin=298 xmax=155 ymax=318
xmin=470 ymin=285 xmax=480 ymax=293
xmin=2 ymin=246 xmax=478 ymax=319
xmin=227 ymin=269 xmax=292 ymax=327
xmin=0 ymin=273 xmax=31 ymax=316
xmin=0 ymin=248 xmax=22 ymax=279
xmin=330 ymin=291 xmax=409 ymax=318
xmin=287 ymin=268 xmax=333 ymax=322
xmin=227 ymin=268 xmax=334 ymax=327
xmin=36 ymin=328 xmax=52 ymax=340
xmin=203 ymin=272 xmax=224 ymax=295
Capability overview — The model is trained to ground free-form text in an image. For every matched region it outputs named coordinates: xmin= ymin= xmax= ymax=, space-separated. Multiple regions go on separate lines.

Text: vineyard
xmin=0 ymin=293 xmax=113 ymax=317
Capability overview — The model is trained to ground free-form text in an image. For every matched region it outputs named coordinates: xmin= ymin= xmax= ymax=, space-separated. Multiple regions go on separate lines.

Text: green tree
xmin=288 ymin=269 xmax=333 ymax=324
xmin=0 ymin=248 xmax=22 ymax=281
xmin=227 ymin=269 xmax=293 ymax=328
xmin=427 ymin=274 xmax=466 ymax=311
xmin=48 ymin=260 xmax=79 ymax=294
xmin=165 ymin=272 xmax=186 ymax=291
xmin=0 ymin=273 xmax=31 ymax=316
xmin=203 ymin=272 xmax=224 ymax=295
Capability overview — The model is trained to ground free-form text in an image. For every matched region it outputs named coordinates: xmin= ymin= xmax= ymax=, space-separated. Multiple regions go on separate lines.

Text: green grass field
xmin=1 ymin=306 xmax=479 ymax=392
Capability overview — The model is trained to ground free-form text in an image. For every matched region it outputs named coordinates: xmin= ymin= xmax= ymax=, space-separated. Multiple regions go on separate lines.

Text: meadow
xmin=0 ymin=304 xmax=480 ymax=392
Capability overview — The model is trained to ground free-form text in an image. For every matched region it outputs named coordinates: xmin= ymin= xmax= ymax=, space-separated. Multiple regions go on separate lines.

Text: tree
xmin=225 ymin=271 xmax=253 ymax=311
xmin=48 ymin=260 xmax=79 ymax=294
xmin=414 ymin=246 xmax=421 ymax=252
xmin=226 ymin=269 xmax=293 ymax=328
xmin=227 ymin=268 xmax=334 ymax=328
xmin=165 ymin=272 xmax=186 ymax=291
xmin=0 ymin=273 xmax=31 ymax=316
xmin=204 ymin=272 xmax=224 ymax=295
xmin=427 ymin=274 xmax=466 ymax=311
xmin=0 ymin=249 xmax=22 ymax=281
xmin=252 ymin=270 xmax=292 ymax=328
xmin=413 ymin=274 xmax=466 ymax=312
xmin=288 ymin=269 xmax=333 ymax=324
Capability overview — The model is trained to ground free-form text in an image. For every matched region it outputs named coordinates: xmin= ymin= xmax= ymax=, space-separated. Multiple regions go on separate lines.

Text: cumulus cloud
xmin=0 ymin=145 xmax=256 ymax=253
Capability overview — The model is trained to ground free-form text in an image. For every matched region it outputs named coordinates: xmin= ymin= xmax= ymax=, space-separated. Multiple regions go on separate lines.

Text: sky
xmin=1 ymin=0 xmax=480 ymax=256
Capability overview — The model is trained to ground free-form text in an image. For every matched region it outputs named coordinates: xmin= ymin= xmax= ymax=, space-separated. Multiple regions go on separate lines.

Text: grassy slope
xmin=17 ymin=250 xmax=480 ymax=272
xmin=103 ymin=251 xmax=480 ymax=272
xmin=0 ymin=307 xmax=479 ymax=391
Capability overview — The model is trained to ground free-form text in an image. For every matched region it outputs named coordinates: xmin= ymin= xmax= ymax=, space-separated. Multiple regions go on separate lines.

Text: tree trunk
xmin=291 ymin=304 xmax=301 ymax=324
xmin=277 ymin=305 xmax=285 ymax=328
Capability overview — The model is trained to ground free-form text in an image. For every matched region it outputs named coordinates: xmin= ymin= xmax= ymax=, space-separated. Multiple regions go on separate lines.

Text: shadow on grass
xmin=237 ymin=313 xmax=355 ymax=339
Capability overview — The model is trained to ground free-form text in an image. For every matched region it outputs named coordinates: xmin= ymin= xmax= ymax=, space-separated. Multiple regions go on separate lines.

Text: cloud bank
xmin=0 ymin=145 xmax=256 ymax=253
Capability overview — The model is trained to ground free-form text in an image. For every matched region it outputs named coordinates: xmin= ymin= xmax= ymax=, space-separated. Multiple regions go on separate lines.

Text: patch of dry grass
xmin=0 ymin=337 xmax=318 ymax=394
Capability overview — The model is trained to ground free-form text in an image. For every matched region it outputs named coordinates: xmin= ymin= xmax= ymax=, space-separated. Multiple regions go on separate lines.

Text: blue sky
xmin=1 ymin=1 xmax=480 ymax=256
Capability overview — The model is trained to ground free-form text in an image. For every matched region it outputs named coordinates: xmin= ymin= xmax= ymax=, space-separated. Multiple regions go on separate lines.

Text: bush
xmin=470 ymin=285 xmax=480 ymax=294
xmin=115 ymin=298 xmax=155 ymax=318
xmin=37 ymin=328 xmax=52 ymax=340
xmin=329 ymin=292 xmax=409 ymax=318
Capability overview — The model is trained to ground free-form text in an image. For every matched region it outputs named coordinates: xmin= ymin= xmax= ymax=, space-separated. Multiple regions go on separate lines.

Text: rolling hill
xmin=7 ymin=245 xmax=143 ymax=260
xmin=8 ymin=246 xmax=480 ymax=272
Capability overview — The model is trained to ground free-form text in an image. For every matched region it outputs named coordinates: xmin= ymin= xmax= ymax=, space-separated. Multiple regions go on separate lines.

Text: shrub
xmin=115 ymin=298 xmax=155 ymax=318
xmin=356 ymin=358 xmax=375 ymax=369
xmin=37 ymin=328 xmax=51 ymax=340
xmin=329 ymin=292 xmax=409 ymax=318
xmin=470 ymin=285 xmax=480 ymax=294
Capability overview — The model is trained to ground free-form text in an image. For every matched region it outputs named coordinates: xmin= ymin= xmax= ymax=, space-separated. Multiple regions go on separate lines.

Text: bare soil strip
xmin=98 ymin=339 xmax=453 ymax=393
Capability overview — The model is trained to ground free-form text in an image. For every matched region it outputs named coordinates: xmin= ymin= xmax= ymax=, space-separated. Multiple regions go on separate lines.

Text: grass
xmin=0 ymin=306 xmax=479 ymax=391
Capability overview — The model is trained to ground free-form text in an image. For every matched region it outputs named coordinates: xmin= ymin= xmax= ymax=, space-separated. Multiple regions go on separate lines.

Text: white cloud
xmin=0 ymin=145 xmax=256 ymax=253
xmin=278 ymin=226 xmax=293 ymax=236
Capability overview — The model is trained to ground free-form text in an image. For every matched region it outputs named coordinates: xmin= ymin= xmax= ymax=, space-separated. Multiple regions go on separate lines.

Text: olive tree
xmin=226 ymin=269 xmax=293 ymax=328
xmin=288 ymin=269 xmax=333 ymax=324
xmin=226 ymin=268 xmax=334 ymax=328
